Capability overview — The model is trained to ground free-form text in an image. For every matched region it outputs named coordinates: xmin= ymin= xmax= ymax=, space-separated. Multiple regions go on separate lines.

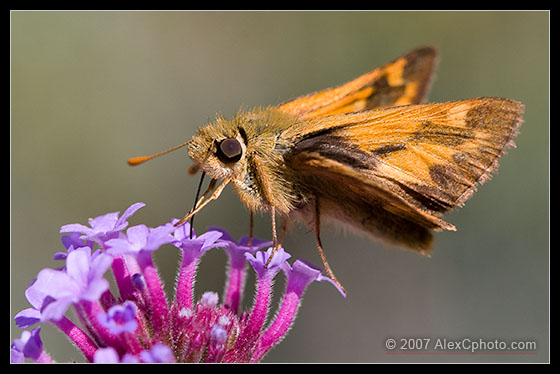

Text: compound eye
xmin=216 ymin=138 xmax=242 ymax=163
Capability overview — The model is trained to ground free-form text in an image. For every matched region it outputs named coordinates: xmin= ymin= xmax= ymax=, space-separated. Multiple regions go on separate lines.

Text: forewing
xmin=275 ymin=46 xmax=438 ymax=119
xmin=284 ymin=98 xmax=524 ymax=228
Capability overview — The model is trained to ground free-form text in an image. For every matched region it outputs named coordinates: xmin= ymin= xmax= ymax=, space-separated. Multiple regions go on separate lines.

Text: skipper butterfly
xmin=129 ymin=47 xmax=524 ymax=292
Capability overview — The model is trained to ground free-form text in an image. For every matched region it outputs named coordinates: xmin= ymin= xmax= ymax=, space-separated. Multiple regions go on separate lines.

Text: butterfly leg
xmin=247 ymin=211 xmax=254 ymax=246
xmin=195 ymin=178 xmax=217 ymax=210
xmin=313 ymin=196 xmax=346 ymax=295
xmin=278 ymin=218 xmax=288 ymax=245
xmin=246 ymin=210 xmax=284 ymax=248
xmin=174 ymin=177 xmax=232 ymax=227
xmin=271 ymin=206 xmax=278 ymax=248
xmin=264 ymin=207 xmax=280 ymax=268
xmin=264 ymin=208 xmax=290 ymax=268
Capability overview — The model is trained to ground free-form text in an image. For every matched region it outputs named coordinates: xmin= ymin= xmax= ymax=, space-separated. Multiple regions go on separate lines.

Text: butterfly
xmin=129 ymin=46 xmax=524 ymax=292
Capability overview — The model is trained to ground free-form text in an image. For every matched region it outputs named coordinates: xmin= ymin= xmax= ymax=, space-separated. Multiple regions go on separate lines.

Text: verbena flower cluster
xmin=12 ymin=203 xmax=344 ymax=363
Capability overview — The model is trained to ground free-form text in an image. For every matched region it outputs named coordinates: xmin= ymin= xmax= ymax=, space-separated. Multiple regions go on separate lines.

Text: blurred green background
xmin=11 ymin=11 xmax=548 ymax=363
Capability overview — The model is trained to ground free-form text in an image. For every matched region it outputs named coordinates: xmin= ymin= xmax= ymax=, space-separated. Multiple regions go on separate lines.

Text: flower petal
xmin=66 ymin=248 xmax=92 ymax=287
xmin=172 ymin=220 xmax=193 ymax=241
xmin=40 ymin=297 xmax=74 ymax=321
xmin=31 ymin=268 xmax=79 ymax=300
xmin=197 ymin=230 xmax=223 ymax=249
xmin=14 ymin=308 xmax=41 ymax=328
xmin=126 ymin=225 xmax=149 ymax=248
xmin=238 ymin=236 xmax=273 ymax=249
xmin=59 ymin=223 xmax=93 ymax=235
xmin=144 ymin=224 xmax=175 ymax=251
xmin=24 ymin=279 xmax=48 ymax=311
xmin=80 ymin=278 xmax=110 ymax=301
xmin=115 ymin=202 xmax=146 ymax=231
xmin=206 ymin=226 xmax=234 ymax=242
xmin=89 ymin=252 xmax=114 ymax=280
xmin=105 ymin=237 xmax=133 ymax=255
xmin=283 ymin=259 xmax=346 ymax=297
xmin=246 ymin=247 xmax=291 ymax=278
xmin=88 ymin=212 xmax=120 ymax=232
xmin=61 ymin=232 xmax=90 ymax=250
xmin=93 ymin=347 xmax=120 ymax=363
xmin=140 ymin=343 xmax=175 ymax=363
xmin=11 ymin=327 xmax=43 ymax=361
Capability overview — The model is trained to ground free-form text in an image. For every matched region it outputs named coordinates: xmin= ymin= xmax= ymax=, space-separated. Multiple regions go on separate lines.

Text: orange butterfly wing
xmin=275 ymin=46 xmax=438 ymax=119
xmin=282 ymin=98 xmax=524 ymax=252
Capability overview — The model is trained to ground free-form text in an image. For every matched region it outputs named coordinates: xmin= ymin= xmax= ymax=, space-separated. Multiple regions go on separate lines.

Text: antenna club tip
xmin=127 ymin=156 xmax=149 ymax=166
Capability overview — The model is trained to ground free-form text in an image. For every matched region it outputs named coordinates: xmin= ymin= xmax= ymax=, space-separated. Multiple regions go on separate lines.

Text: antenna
xmin=127 ymin=140 xmax=191 ymax=166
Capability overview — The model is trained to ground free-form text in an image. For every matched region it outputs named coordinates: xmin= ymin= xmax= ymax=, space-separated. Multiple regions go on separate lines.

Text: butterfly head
xmin=188 ymin=116 xmax=249 ymax=181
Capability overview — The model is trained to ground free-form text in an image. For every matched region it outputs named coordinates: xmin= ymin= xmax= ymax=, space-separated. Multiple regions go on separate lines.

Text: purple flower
xmin=13 ymin=203 xmax=344 ymax=363
xmin=200 ymin=291 xmax=220 ymax=307
xmin=140 ymin=343 xmax=175 ymax=363
xmin=14 ymin=308 xmax=41 ymax=329
xmin=25 ymin=247 xmax=113 ymax=322
xmin=53 ymin=232 xmax=95 ymax=261
xmin=11 ymin=327 xmax=51 ymax=363
xmin=171 ymin=221 xmax=224 ymax=258
xmin=105 ymin=223 xmax=177 ymax=339
xmin=208 ymin=226 xmax=273 ymax=254
xmin=245 ymin=247 xmax=291 ymax=278
xmin=208 ymin=227 xmax=272 ymax=314
xmin=171 ymin=221 xmax=224 ymax=312
xmin=93 ymin=347 xmax=139 ymax=363
xmin=222 ymin=248 xmax=291 ymax=362
xmin=210 ymin=324 xmax=228 ymax=344
xmin=249 ymin=259 xmax=345 ymax=362
xmin=98 ymin=301 xmax=138 ymax=334
xmin=60 ymin=202 xmax=145 ymax=245
xmin=283 ymin=259 xmax=347 ymax=298
xmin=105 ymin=223 xmax=175 ymax=256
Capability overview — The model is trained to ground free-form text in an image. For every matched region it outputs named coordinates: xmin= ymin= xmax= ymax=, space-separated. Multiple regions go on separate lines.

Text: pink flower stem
xmin=137 ymin=251 xmax=170 ymax=342
xmin=223 ymin=253 xmax=247 ymax=315
xmin=99 ymin=289 xmax=118 ymax=311
xmin=110 ymin=255 xmax=136 ymax=301
xmin=52 ymin=316 xmax=98 ymax=363
xmin=175 ymin=255 xmax=199 ymax=312
xmin=78 ymin=300 xmax=125 ymax=354
xmin=120 ymin=330 xmax=144 ymax=355
xmin=225 ymin=273 xmax=274 ymax=362
xmin=251 ymin=291 xmax=300 ymax=362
